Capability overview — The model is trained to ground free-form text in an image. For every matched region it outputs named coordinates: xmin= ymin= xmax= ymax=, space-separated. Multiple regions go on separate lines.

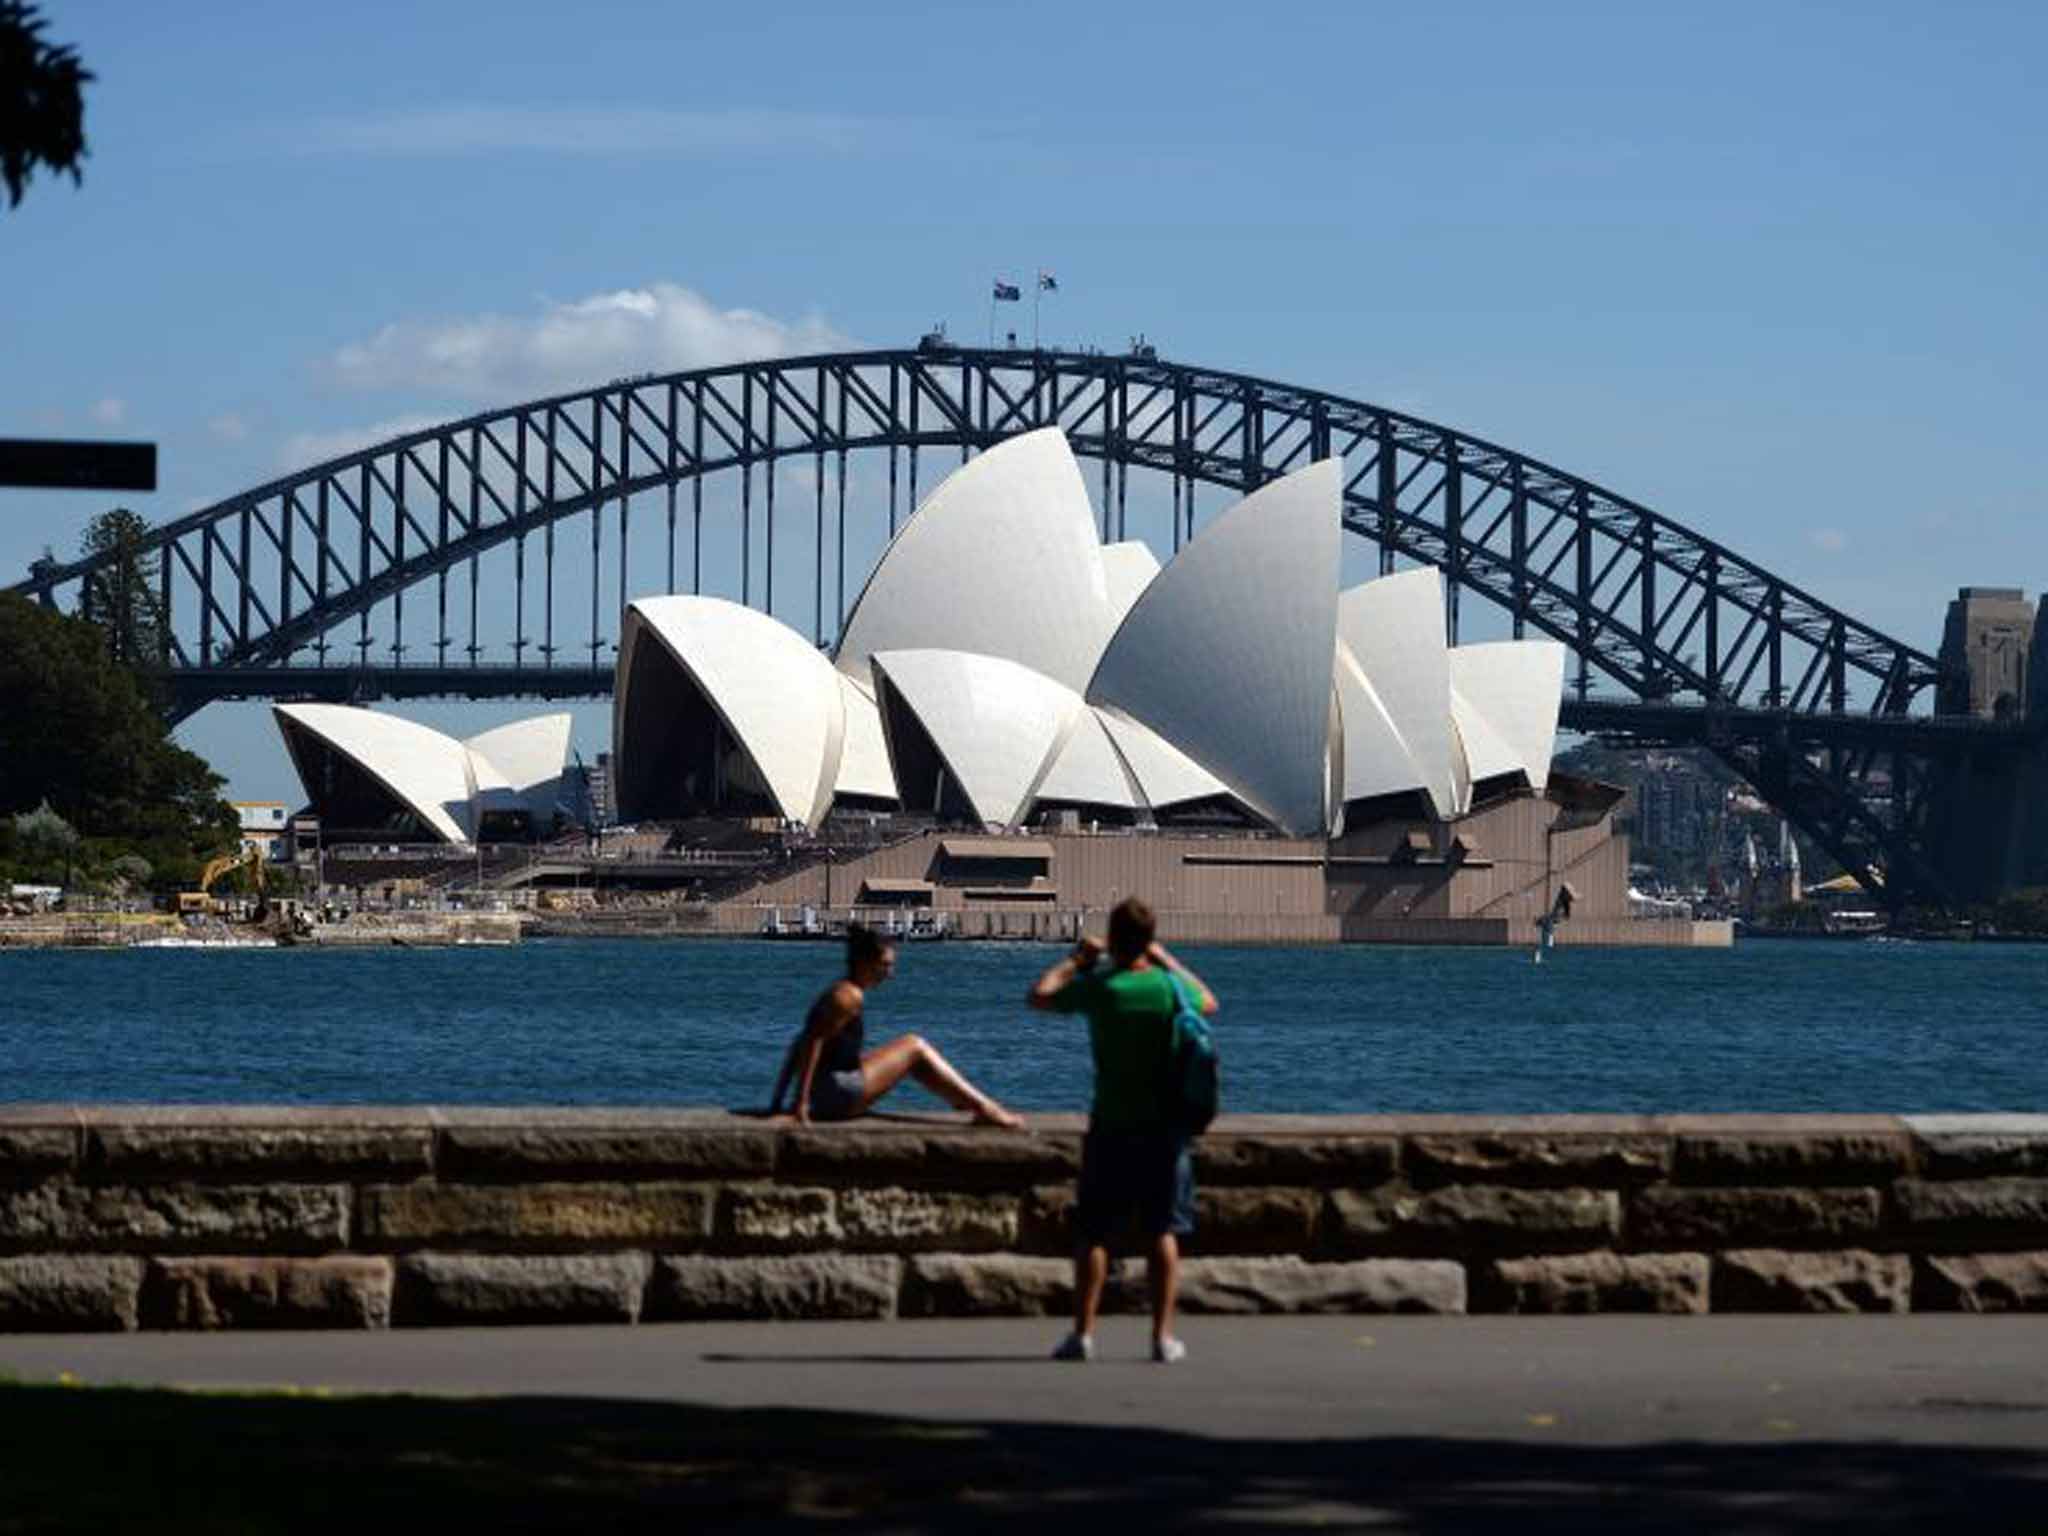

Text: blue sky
xmin=4 ymin=0 xmax=2043 ymax=801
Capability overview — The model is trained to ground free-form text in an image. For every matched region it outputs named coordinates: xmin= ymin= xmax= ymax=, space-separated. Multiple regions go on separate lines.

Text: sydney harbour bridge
xmin=10 ymin=344 xmax=2038 ymax=909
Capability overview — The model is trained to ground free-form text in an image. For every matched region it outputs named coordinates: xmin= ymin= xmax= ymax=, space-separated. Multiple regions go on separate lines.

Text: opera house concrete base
xmin=2 ymin=1108 xmax=2043 ymax=1330
xmin=692 ymin=810 xmax=1729 ymax=949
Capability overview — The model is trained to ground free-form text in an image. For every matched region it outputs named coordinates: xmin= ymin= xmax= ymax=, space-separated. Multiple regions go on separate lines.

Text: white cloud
xmin=323 ymin=282 xmax=853 ymax=401
xmin=209 ymin=412 xmax=252 ymax=442
xmin=89 ymin=397 xmax=126 ymax=426
xmin=1809 ymin=528 xmax=1849 ymax=554
xmin=304 ymin=106 xmax=880 ymax=158
xmin=281 ymin=414 xmax=446 ymax=469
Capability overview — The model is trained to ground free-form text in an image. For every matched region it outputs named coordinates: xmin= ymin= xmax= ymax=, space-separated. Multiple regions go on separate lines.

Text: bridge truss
xmin=10 ymin=346 xmax=2003 ymax=907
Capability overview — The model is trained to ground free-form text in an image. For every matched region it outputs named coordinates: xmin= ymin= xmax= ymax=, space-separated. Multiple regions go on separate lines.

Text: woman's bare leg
xmin=858 ymin=1034 xmax=1023 ymax=1126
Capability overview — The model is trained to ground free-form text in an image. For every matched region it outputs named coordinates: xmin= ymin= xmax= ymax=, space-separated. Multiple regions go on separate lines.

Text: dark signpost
xmin=0 ymin=438 xmax=157 ymax=492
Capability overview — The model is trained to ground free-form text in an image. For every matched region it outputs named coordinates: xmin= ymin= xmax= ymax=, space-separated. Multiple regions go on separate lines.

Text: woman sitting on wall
xmin=769 ymin=923 xmax=1023 ymax=1127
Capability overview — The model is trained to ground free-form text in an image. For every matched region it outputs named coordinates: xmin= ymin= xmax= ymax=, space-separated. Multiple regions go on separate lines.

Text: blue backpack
xmin=1163 ymin=972 xmax=1219 ymax=1134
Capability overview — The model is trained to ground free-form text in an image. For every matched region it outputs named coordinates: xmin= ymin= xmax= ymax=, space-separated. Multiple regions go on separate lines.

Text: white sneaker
xmin=1151 ymin=1335 xmax=1187 ymax=1364
xmin=1051 ymin=1331 xmax=1094 ymax=1362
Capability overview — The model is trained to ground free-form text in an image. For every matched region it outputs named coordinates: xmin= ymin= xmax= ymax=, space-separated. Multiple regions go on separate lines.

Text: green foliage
xmin=0 ymin=592 xmax=236 ymax=889
xmin=0 ymin=2 xmax=90 ymax=209
xmin=1986 ymin=888 xmax=2048 ymax=936
xmin=77 ymin=508 xmax=167 ymax=668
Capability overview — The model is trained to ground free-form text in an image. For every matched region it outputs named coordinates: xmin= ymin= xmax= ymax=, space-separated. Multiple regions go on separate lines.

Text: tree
xmin=77 ymin=507 xmax=167 ymax=667
xmin=0 ymin=592 xmax=236 ymax=887
xmin=0 ymin=2 xmax=90 ymax=210
xmin=11 ymin=798 xmax=77 ymax=882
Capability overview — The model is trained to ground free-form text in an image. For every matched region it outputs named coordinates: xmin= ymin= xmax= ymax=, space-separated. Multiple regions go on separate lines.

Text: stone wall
xmin=2 ymin=1108 xmax=2044 ymax=1330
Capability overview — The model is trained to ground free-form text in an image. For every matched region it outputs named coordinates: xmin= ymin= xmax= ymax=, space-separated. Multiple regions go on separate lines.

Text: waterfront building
xmin=266 ymin=430 xmax=1707 ymax=942
xmin=231 ymin=801 xmax=289 ymax=863
xmin=271 ymin=706 xmax=574 ymax=845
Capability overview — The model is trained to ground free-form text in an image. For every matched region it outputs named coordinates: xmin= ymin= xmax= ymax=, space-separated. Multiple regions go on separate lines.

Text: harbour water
xmin=3 ymin=939 xmax=2042 ymax=1112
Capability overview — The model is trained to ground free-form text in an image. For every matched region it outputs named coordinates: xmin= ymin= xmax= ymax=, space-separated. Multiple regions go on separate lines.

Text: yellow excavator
xmin=176 ymin=846 xmax=267 ymax=916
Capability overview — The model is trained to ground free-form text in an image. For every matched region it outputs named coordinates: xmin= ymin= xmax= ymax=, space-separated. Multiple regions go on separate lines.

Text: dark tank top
xmin=811 ymin=990 xmax=864 ymax=1075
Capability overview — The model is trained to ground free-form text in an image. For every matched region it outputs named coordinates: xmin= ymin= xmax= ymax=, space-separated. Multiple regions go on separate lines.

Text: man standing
xmin=1028 ymin=897 xmax=1219 ymax=1363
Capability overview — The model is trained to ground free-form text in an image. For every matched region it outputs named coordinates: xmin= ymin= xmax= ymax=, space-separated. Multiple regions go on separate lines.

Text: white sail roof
xmin=1031 ymin=707 xmax=1145 ymax=811
xmin=1448 ymin=685 xmax=1520 ymax=813
xmin=832 ymin=673 xmax=897 ymax=802
xmin=834 ymin=427 xmax=1114 ymax=693
xmin=1100 ymin=540 xmax=1162 ymax=624
xmin=870 ymin=649 xmax=1081 ymax=828
xmin=273 ymin=703 xmax=476 ymax=844
xmin=1336 ymin=568 xmax=1456 ymax=820
xmin=1093 ymin=708 xmax=1231 ymax=812
xmin=1333 ymin=641 xmax=1428 ymax=805
xmin=618 ymin=595 xmax=845 ymax=829
xmin=465 ymin=713 xmax=572 ymax=821
xmin=1448 ymin=640 xmax=1567 ymax=793
xmin=1087 ymin=459 xmax=1342 ymax=835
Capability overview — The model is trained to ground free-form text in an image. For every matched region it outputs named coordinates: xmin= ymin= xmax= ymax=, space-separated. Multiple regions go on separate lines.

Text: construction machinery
xmin=176 ymin=846 xmax=266 ymax=916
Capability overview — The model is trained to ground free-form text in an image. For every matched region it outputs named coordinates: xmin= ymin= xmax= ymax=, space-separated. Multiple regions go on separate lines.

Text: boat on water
xmin=757 ymin=906 xmax=951 ymax=942
xmin=130 ymin=934 xmax=278 ymax=950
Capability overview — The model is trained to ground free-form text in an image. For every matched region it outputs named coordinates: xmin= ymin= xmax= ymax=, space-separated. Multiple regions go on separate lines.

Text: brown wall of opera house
xmin=723 ymin=789 xmax=1729 ymax=948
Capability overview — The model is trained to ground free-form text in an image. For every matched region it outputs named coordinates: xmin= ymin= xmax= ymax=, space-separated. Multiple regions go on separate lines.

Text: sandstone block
xmin=1674 ymin=1133 xmax=1911 ymax=1186
xmin=923 ymin=1131 xmax=1080 ymax=1185
xmin=1893 ymin=1177 xmax=2048 ymax=1248
xmin=837 ymin=1187 xmax=1018 ymax=1251
xmin=89 ymin=1125 xmax=433 ymax=1180
xmin=1405 ymin=1132 xmax=1666 ymax=1187
xmin=900 ymin=1253 xmax=1146 ymax=1317
xmin=1713 ymin=1249 xmax=1910 ymax=1313
xmin=1629 ymin=1186 xmax=1880 ymax=1248
xmin=903 ymin=1254 xmax=1072 ymax=1316
xmin=778 ymin=1128 xmax=1076 ymax=1187
xmin=0 ymin=1255 xmax=142 ymax=1331
xmin=1326 ymin=1184 xmax=1619 ymax=1256
xmin=725 ymin=1186 xmax=843 ymax=1249
xmin=396 ymin=1252 xmax=651 ymax=1325
xmin=1914 ymin=1252 xmax=2048 ymax=1312
xmin=0 ymin=1181 xmax=348 ymax=1253
xmin=145 ymin=1257 xmax=393 ymax=1329
xmin=1018 ymin=1185 xmax=1077 ymax=1255
xmin=0 ymin=1127 xmax=79 ymax=1176
xmin=1192 ymin=1187 xmax=1318 ymax=1255
xmin=778 ymin=1129 xmax=933 ymax=1183
xmin=650 ymin=1255 xmax=900 ymax=1321
xmin=1178 ymin=1257 xmax=1464 ymax=1315
xmin=1478 ymin=1252 xmax=1709 ymax=1314
xmin=1193 ymin=1136 xmax=1399 ymax=1187
xmin=1905 ymin=1115 xmax=2048 ymax=1178
xmin=438 ymin=1125 xmax=773 ymax=1180
xmin=358 ymin=1181 xmax=714 ymax=1248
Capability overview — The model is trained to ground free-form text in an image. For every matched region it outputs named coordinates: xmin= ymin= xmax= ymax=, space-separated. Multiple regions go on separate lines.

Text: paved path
xmin=4 ymin=1317 xmax=2045 ymax=1530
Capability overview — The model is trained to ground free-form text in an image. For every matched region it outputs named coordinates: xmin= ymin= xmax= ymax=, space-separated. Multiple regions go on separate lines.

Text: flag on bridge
xmin=992 ymin=279 xmax=1022 ymax=302
xmin=1038 ymin=271 xmax=1058 ymax=292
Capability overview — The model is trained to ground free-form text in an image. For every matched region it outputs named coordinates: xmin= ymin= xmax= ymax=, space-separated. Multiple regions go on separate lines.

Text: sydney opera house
xmin=275 ymin=429 xmax=1669 ymax=943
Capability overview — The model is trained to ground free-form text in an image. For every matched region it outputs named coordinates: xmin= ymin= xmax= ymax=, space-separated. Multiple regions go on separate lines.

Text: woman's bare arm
xmin=789 ymin=983 xmax=856 ymax=1123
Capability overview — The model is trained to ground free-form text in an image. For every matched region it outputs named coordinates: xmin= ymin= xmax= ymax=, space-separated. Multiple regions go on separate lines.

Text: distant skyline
xmin=4 ymin=0 xmax=2042 ymax=802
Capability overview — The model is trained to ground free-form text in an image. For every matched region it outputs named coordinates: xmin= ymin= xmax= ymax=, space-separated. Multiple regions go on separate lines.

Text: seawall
xmin=1 ymin=1109 xmax=2043 ymax=1330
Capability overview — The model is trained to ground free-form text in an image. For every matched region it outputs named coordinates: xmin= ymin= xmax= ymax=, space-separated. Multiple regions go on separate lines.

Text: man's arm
xmin=1148 ymin=939 xmax=1219 ymax=1015
xmin=1028 ymin=935 xmax=1102 ymax=1010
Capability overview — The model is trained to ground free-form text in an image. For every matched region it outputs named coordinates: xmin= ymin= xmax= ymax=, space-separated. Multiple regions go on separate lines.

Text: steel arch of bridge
xmin=8 ymin=345 xmax=1986 ymax=902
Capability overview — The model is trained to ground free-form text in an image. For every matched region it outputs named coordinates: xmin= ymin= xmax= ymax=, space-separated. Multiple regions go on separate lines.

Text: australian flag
xmin=992 ymin=279 xmax=1022 ymax=302
xmin=1038 ymin=271 xmax=1058 ymax=292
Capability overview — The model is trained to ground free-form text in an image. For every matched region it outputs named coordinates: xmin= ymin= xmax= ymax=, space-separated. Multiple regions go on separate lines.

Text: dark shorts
xmin=806 ymin=1068 xmax=865 ymax=1122
xmin=1075 ymin=1128 xmax=1195 ymax=1243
